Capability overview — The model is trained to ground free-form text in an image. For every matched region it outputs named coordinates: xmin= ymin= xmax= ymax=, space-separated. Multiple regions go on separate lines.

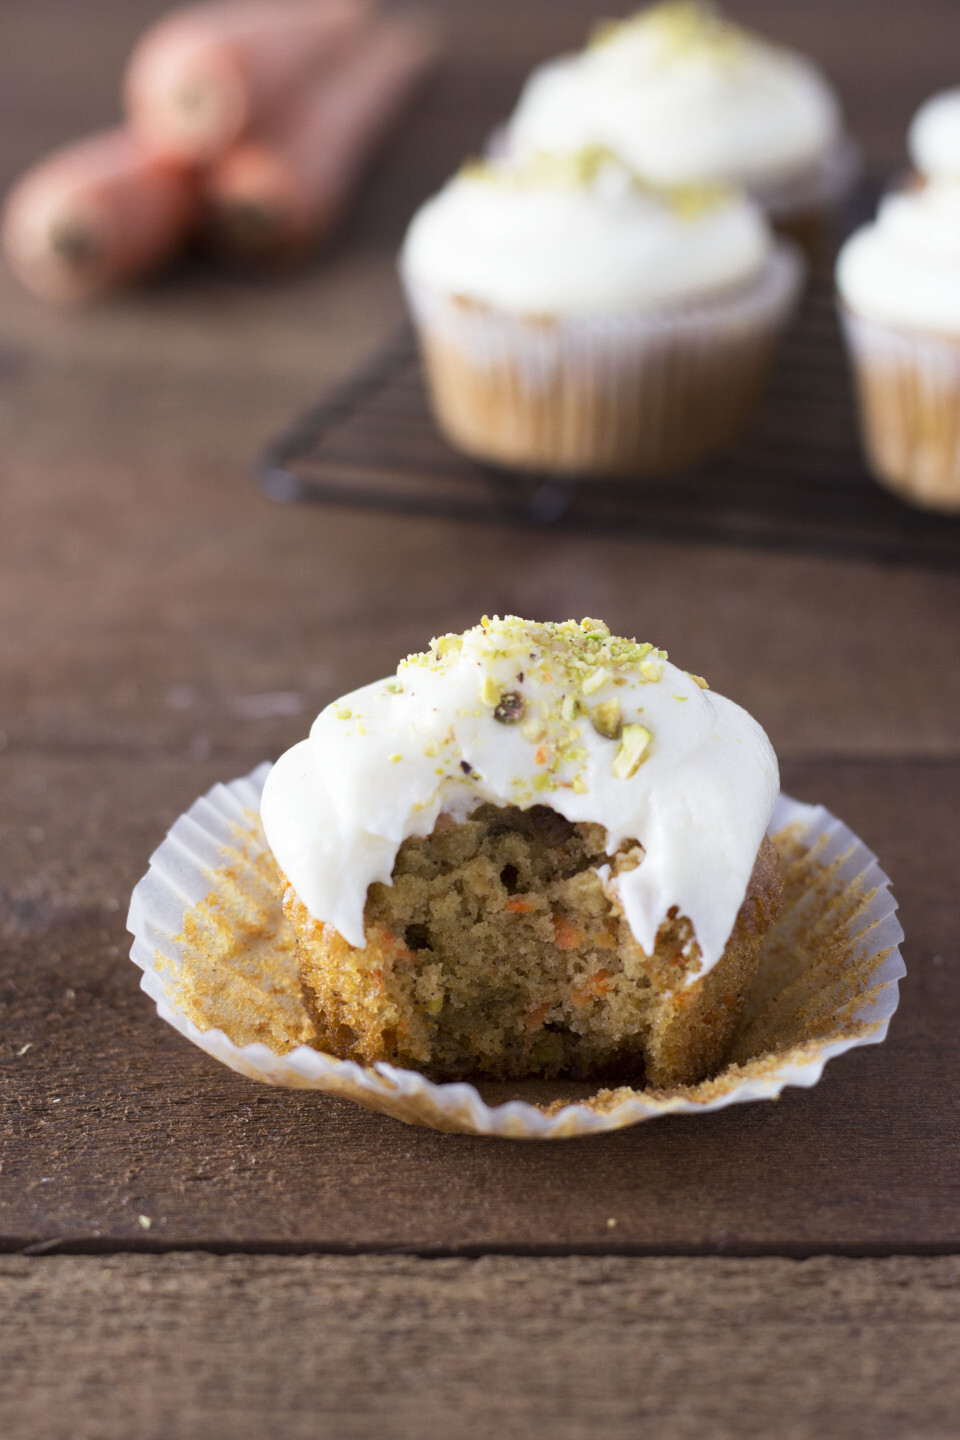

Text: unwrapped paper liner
xmin=127 ymin=765 xmax=905 ymax=1139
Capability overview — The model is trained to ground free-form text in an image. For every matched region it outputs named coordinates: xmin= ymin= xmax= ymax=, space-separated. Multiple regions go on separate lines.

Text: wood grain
xmin=2 ymin=1254 xmax=959 ymax=1440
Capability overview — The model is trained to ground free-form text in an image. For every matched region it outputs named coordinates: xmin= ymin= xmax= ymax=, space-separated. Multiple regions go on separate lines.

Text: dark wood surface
xmin=2 ymin=2 xmax=960 ymax=1436
xmin=3 ymin=1254 xmax=960 ymax=1440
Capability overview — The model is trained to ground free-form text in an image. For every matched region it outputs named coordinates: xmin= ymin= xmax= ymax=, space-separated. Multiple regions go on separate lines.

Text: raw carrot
xmin=203 ymin=10 xmax=439 ymax=264
xmin=1 ymin=129 xmax=196 ymax=304
xmin=124 ymin=0 xmax=372 ymax=163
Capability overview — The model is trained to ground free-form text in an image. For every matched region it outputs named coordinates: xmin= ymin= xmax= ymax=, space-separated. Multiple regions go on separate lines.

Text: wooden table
xmin=2 ymin=3 xmax=959 ymax=1435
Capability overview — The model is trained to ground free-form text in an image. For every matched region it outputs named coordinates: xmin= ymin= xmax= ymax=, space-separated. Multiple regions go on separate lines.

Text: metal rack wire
xmin=257 ymin=253 xmax=960 ymax=569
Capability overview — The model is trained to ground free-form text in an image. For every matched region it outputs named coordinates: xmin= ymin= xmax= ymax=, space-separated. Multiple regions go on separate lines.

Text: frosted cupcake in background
xmin=504 ymin=2 xmax=856 ymax=246
xmin=908 ymin=88 xmax=960 ymax=184
xmin=399 ymin=150 xmax=802 ymax=476
xmin=837 ymin=92 xmax=960 ymax=512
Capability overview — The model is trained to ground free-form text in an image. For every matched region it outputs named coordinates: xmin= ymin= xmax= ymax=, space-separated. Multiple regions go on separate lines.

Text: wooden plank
xmin=2 ymin=754 xmax=956 ymax=1254
xmin=1 ymin=1254 xmax=959 ymax=1440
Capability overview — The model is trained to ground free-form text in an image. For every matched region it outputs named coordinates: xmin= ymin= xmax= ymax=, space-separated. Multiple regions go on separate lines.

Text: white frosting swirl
xmin=836 ymin=182 xmax=960 ymax=334
xmin=506 ymin=3 xmax=842 ymax=190
xmin=400 ymin=155 xmax=771 ymax=316
xmin=909 ymin=88 xmax=960 ymax=180
xmin=260 ymin=618 xmax=779 ymax=980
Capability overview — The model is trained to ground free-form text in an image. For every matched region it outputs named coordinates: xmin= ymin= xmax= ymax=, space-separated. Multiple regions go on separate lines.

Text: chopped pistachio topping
xmin=384 ymin=680 xmax=403 ymax=694
xmin=688 ymin=673 xmax=710 ymax=689
xmin=480 ymin=675 xmax=500 ymax=707
xmin=433 ymin=633 xmax=463 ymax=659
xmin=460 ymin=145 xmax=732 ymax=218
xmin=400 ymin=616 xmax=673 ymax=793
xmin=590 ymin=699 xmax=623 ymax=739
xmin=591 ymin=2 xmax=747 ymax=66
xmin=334 ymin=707 xmax=353 ymax=720
xmin=613 ymin=723 xmax=653 ymax=779
xmin=581 ymin=667 xmax=609 ymax=696
xmin=494 ymin=691 xmax=524 ymax=724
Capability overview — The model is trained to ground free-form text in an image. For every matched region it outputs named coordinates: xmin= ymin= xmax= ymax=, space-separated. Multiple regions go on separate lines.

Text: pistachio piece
xmin=480 ymin=675 xmax=500 ymax=706
xmin=433 ymin=634 xmax=463 ymax=658
xmin=590 ymin=699 xmax=622 ymax=739
xmin=639 ymin=657 xmax=664 ymax=683
xmin=560 ymin=695 xmax=579 ymax=722
xmin=687 ymin=673 xmax=710 ymax=689
xmin=494 ymin=691 xmax=524 ymax=724
xmin=581 ymin=667 xmax=609 ymax=696
xmin=613 ymin=723 xmax=652 ymax=779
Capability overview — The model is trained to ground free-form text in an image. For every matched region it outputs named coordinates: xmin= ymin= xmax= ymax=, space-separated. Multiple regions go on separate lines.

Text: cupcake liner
xmin=127 ymin=767 xmax=905 ymax=1139
xmin=840 ymin=308 xmax=960 ymax=512
xmin=401 ymin=244 xmax=803 ymax=476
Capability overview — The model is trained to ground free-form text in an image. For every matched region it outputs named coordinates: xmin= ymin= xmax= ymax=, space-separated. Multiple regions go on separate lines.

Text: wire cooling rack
xmin=257 ymin=252 xmax=960 ymax=569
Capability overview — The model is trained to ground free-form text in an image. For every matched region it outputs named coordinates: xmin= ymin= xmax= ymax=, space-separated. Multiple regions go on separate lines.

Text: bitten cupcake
xmin=504 ymin=2 xmax=856 ymax=242
xmin=836 ymin=165 xmax=960 ymax=511
xmin=260 ymin=616 xmax=782 ymax=1088
xmin=399 ymin=151 xmax=802 ymax=475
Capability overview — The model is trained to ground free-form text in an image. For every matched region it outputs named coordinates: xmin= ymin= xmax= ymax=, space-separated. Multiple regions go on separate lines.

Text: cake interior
xmin=291 ymin=804 xmax=779 ymax=1086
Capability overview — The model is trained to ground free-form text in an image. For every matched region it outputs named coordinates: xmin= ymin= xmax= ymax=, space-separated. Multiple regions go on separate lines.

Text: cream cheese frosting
xmin=399 ymin=152 xmax=771 ymax=316
xmin=909 ymin=88 xmax=960 ymax=180
xmin=836 ymin=182 xmax=960 ymax=334
xmin=505 ymin=2 xmax=842 ymax=191
xmin=260 ymin=618 xmax=780 ymax=980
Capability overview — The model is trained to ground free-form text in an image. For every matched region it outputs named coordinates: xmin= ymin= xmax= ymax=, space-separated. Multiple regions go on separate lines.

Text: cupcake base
xmin=285 ymin=806 xmax=782 ymax=1089
xmin=404 ymin=246 xmax=803 ymax=477
xmin=841 ymin=309 xmax=960 ymax=512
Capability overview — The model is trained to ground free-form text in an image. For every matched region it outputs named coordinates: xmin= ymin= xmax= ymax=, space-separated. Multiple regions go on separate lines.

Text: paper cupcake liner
xmin=127 ymin=767 xmax=905 ymax=1139
xmin=840 ymin=308 xmax=960 ymax=512
xmin=401 ymin=245 xmax=803 ymax=476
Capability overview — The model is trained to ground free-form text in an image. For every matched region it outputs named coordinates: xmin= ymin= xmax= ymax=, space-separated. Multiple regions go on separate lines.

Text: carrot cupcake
xmin=836 ymin=164 xmax=960 ymax=511
xmin=504 ymin=2 xmax=856 ymax=242
xmin=260 ymin=617 xmax=782 ymax=1088
xmin=399 ymin=150 xmax=801 ymax=475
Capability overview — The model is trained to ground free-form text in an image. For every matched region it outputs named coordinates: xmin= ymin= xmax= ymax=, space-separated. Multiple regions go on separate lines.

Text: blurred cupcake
xmin=837 ymin=170 xmax=960 ymax=511
xmin=505 ymin=2 xmax=856 ymax=246
xmin=908 ymin=88 xmax=960 ymax=184
xmin=399 ymin=150 xmax=802 ymax=476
